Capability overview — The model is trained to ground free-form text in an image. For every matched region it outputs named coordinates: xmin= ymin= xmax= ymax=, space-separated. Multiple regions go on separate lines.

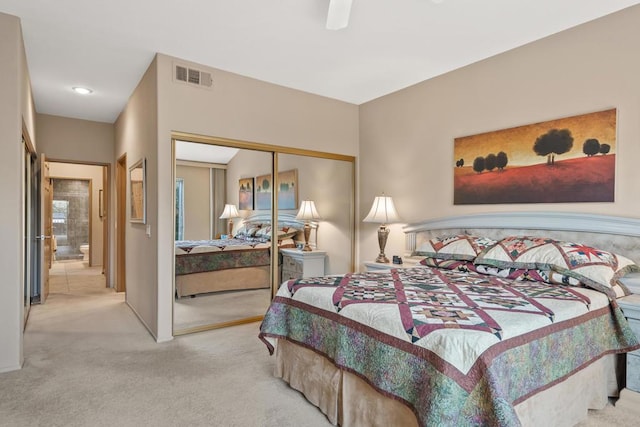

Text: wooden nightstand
xmin=618 ymin=294 xmax=640 ymax=396
xmin=280 ymin=249 xmax=326 ymax=281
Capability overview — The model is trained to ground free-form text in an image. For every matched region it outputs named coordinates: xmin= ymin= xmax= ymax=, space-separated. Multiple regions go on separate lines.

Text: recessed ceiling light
xmin=72 ymin=86 xmax=93 ymax=95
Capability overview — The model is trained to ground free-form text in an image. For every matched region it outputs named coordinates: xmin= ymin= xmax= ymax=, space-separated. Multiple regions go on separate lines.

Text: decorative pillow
xmin=475 ymin=236 xmax=638 ymax=298
xmin=474 ymin=265 xmax=584 ymax=286
xmin=422 ymin=256 xmax=584 ymax=286
xmin=234 ymin=225 xmax=261 ymax=238
xmin=420 ymin=257 xmax=476 ymax=271
xmin=474 ymin=236 xmax=556 ymax=270
xmin=415 ymin=235 xmax=497 ymax=261
xmin=255 ymin=226 xmax=271 ymax=238
xmin=255 ymin=226 xmax=300 ymax=241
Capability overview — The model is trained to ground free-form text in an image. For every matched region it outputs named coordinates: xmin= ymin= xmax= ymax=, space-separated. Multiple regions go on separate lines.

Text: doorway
xmin=51 ymin=178 xmax=90 ymax=262
xmin=44 ymin=161 xmax=110 ymax=298
xmin=33 ymin=160 xmax=111 ymax=303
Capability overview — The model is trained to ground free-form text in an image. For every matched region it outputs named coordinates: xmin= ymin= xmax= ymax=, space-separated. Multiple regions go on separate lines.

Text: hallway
xmin=0 ymin=261 xmax=330 ymax=427
xmin=49 ymin=260 xmax=107 ymax=296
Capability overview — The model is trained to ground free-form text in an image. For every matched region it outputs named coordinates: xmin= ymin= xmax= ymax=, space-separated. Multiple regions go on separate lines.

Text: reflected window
xmin=175 ymin=179 xmax=184 ymax=240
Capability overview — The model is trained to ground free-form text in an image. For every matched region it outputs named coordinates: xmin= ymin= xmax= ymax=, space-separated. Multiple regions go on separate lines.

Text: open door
xmin=39 ymin=156 xmax=53 ymax=303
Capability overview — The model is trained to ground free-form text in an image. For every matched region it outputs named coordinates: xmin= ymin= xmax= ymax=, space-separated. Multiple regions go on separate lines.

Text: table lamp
xmin=363 ymin=195 xmax=401 ymax=263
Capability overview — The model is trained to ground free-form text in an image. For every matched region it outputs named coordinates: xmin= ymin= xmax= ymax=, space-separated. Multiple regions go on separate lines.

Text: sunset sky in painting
xmin=454 ymin=109 xmax=616 ymax=166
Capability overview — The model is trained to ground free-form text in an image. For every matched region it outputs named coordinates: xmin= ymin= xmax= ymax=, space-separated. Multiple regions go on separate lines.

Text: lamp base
xmin=375 ymin=254 xmax=390 ymax=263
xmin=228 ymin=219 xmax=234 ymax=237
xmin=302 ymin=222 xmax=312 ymax=251
xmin=375 ymin=225 xmax=390 ymax=263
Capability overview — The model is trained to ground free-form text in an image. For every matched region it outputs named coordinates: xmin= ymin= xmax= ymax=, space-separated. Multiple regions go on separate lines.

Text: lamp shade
xmin=363 ymin=196 xmax=400 ymax=224
xmin=296 ymin=200 xmax=321 ymax=221
xmin=326 ymin=0 xmax=353 ymax=30
xmin=219 ymin=204 xmax=240 ymax=219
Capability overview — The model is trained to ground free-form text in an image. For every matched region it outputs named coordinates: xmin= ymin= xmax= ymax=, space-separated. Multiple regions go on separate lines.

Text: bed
xmin=259 ymin=212 xmax=640 ymax=426
xmin=174 ymin=214 xmax=300 ymax=297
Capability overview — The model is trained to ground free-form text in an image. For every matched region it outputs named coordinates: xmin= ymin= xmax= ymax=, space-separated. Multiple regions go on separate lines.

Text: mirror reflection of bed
xmin=172 ymin=139 xmax=355 ymax=334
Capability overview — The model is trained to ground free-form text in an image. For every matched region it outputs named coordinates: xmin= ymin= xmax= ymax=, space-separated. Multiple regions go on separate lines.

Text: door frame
xmin=22 ymin=123 xmax=37 ymax=324
xmin=116 ymin=154 xmax=127 ymax=293
xmin=45 ymin=158 xmax=112 ymax=288
xmin=170 ymin=132 xmax=356 ymax=336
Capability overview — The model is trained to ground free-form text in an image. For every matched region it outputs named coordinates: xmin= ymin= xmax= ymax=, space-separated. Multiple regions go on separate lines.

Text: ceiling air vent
xmin=173 ymin=63 xmax=213 ymax=89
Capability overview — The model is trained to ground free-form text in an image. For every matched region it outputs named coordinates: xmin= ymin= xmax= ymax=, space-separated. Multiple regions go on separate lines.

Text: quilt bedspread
xmin=259 ymin=266 xmax=640 ymax=426
xmin=175 ymin=247 xmax=270 ymax=275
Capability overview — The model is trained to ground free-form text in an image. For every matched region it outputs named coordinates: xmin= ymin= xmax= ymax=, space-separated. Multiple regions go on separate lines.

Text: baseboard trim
xmin=124 ymin=300 xmax=169 ymax=343
xmin=0 ymin=362 xmax=23 ymax=373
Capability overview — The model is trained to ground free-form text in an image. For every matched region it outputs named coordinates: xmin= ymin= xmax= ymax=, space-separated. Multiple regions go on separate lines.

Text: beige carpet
xmin=1 ymin=260 xmax=638 ymax=426
xmin=174 ymin=288 xmax=271 ymax=331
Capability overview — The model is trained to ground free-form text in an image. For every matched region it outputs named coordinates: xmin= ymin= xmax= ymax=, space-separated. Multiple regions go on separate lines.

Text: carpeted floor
xmin=1 ymin=260 xmax=638 ymax=426
xmin=174 ymin=288 xmax=271 ymax=331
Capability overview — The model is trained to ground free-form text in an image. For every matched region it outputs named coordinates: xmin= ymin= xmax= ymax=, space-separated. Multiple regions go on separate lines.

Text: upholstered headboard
xmin=403 ymin=212 xmax=640 ymax=293
xmin=241 ymin=212 xmax=316 ymax=231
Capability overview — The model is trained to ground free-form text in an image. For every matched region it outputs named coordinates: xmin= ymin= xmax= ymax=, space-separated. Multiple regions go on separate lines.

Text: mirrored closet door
xmin=278 ymin=153 xmax=354 ymax=279
xmin=172 ymin=135 xmax=355 ymax=335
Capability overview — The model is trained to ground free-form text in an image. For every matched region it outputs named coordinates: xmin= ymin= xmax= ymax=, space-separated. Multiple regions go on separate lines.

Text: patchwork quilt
xmin=175 ymin=238 xmax=269 ymax=254
xmin=175 ymin=247 xmax=271 ymax=275
xmin=259 ymin=266 xmax=640 ymax=426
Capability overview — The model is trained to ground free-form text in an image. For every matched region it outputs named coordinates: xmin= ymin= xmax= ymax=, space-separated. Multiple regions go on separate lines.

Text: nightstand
xmin=618 ymin=294 xmax=640 ymax=394
xmin=280 ymin=248 xmax=326 ymax=281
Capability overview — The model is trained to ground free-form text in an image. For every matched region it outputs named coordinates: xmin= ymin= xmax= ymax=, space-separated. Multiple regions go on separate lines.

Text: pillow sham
xmin=255 ymin=226 xmax=300 ymax=240
xmin=421 ymin=256 xmax=583 ymax=286
xmin=234 ymin=225 xmax=261 ymax=238
xmin=415 ymin=234 xmax=497 ymax=261
xmin=474 ymin=236 xmax=638 ymax=298
xmin=420 ymin=257 xmax=476 ymax=271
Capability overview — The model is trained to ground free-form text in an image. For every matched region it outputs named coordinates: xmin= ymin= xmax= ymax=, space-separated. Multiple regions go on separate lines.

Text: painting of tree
xmin=453 ymin=109 xmax=616 ymax=204
xmin=238 ymin=177 xmax=254 ymax=210
xmin=255 ymin=169 xmax=298 ymax=210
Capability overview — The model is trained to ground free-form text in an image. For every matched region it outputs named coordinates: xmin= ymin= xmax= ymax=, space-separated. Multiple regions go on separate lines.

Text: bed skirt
xmin=274 ymin=339 xmax=621 ymax=426
xmin=175 ymin=265 xmax=270 ymax=297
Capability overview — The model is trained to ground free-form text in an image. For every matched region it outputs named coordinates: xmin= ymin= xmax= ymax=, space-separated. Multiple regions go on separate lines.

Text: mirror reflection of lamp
xmin=363 ymin=195 xmax=401 ymax=263
xmin=219 ymin=204 xmax=240 ymax=237
xmin=295 ymin=200 xmax=321 ymax=251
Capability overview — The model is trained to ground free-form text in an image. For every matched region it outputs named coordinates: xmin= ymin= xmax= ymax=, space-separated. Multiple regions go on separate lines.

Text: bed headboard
xmin=241 ymin=212 xmax=316 ymax=231
xmin=404 ymin=212 xmax=640 ymax=259
xmin=403 ymin=212 xmax=640 ymax=293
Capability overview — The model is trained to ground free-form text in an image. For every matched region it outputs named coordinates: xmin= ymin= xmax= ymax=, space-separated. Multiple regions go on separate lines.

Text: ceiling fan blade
xmin=326 ymin=0 xmax=353 ymax=30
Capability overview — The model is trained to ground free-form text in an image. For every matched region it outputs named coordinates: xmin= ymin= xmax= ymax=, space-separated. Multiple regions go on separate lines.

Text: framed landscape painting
xmin=255 ymin=169 xmax=298 ymax=210
xmin=238 ymin=177 xmax=254 ymax=210
xmin=453 ymin=108 xmax=616 ymax=204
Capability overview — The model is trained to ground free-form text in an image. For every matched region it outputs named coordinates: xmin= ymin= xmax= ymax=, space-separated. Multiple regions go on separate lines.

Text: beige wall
xmin=154 ymin=54 xmax=360 ymax=340
xmin=227 ymin=151 xmax=354 ymax=275
xmin=36 ymin=114 xmax=115 ymax=281
xmin=48 ymin=163 xmax=105 ymax=267
xmin=0 ymin=12 xmax=36 ymax=372
xmin=176 ymin=164 xmax=211 ymax=240
xmin=358 ymin=5 xmax=640 ymax=266
xmin=36 ymin=114 xmax=114 ymax=163
xmin=114 ymin=57 xmax=159 ymax=339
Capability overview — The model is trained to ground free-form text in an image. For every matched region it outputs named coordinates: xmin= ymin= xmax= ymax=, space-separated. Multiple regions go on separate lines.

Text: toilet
xmin=80 ymin=244 xmax=89 ymax=261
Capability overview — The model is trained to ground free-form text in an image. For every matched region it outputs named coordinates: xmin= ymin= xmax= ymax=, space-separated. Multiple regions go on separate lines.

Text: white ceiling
xmin=2 ymin=0 xmax=639 ymax=124
xmin=175 ymin=141 xmax=239 ymax=163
